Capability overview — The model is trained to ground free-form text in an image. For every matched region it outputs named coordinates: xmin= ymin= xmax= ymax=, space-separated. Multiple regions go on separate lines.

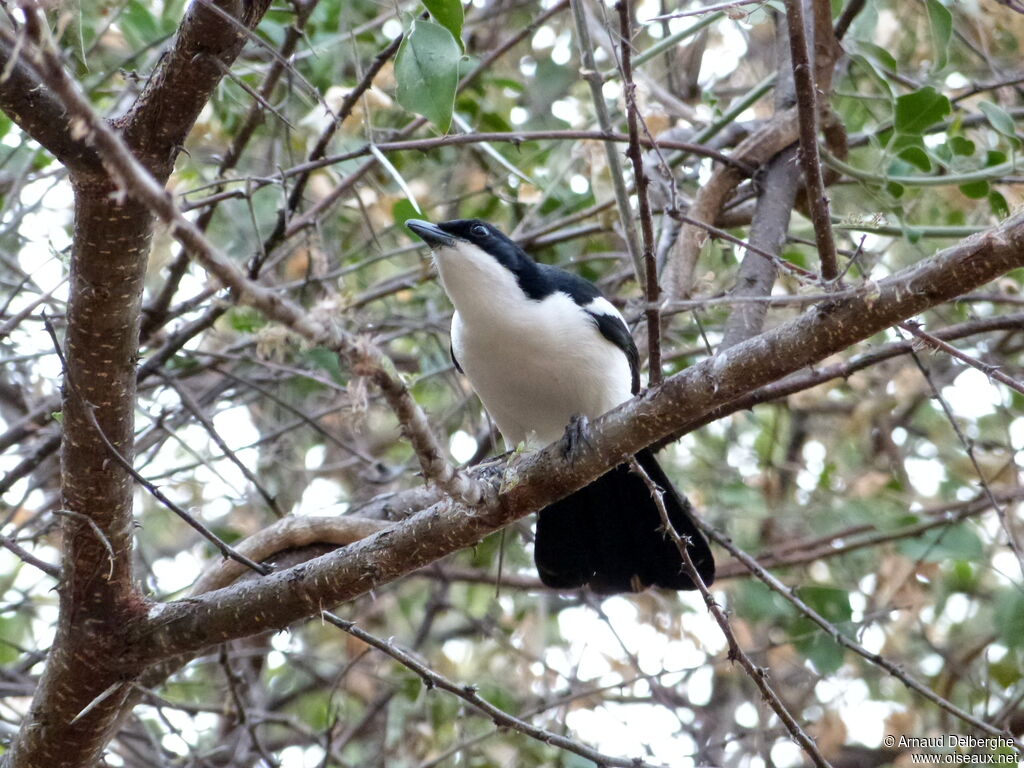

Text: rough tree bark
xmin=1 ymin=0 xmax=1023 ymax=765
xmin=122 ymin=208 xmax=1024 ymax=664
xmin=0 ymin=1 xmax=272 ymax=764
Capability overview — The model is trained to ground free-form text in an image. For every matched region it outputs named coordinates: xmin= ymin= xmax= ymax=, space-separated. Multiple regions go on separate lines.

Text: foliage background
xmin=0 ymin=0 xmax=1022 ymax=765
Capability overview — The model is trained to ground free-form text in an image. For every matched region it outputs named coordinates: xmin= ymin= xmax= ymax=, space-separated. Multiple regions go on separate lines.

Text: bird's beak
xmin=406 ymin=219 xmax=455 ymax=248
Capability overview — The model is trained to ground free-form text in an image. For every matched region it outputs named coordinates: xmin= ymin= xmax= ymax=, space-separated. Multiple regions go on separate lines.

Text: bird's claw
xmin=561 ymin=413 xmax=592 ymax=462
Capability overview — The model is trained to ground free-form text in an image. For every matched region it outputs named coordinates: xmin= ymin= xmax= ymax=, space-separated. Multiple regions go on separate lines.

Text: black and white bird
xmin=407 ymin=218 xmax=714 ymax=593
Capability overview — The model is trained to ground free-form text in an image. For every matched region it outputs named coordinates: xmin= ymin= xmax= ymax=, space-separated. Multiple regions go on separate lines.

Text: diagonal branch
xmin=0 ymin=34 xmax=102 ymax=170
xmin=629 ymin=456 xmax=832 ymax=768
xmin=19 ymin=32 xmax=485 ymax=509
xmin=703 ymin=522 xmax=1018 ymax=740
xmin=115 ymin=0 xmax=274 ymax=176
xmin=131 ymin=206 xmax=1024 ymax=664
xmin=326 ymin=611 xmax=674 ymax=768
xmin=721 ymin=17 xmax=801 ymax=349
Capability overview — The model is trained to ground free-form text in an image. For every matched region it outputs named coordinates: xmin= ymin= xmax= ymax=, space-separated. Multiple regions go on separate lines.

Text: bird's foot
xmin=561 ymin=413 xmax=592 ymax=463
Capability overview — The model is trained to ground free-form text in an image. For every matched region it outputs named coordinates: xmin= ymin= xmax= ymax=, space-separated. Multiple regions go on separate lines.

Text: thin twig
xmin=22 ymin=33 xmax=485 ymax=509
xmin=647 ymin=0 xmax=771 ymax=21
xmin=783 ymin=0 xmax=838 ymax=282
xmin=652 ymin=311 xmax=1024 ymax=450
xmin=217 ymin=644 xmax=280 ymax=766
xmin=68 ymin=681 xmax=127 ymax=726
xmin=899 ymin=320 xmax=1024 ymax=397
xmin=627 ymin=457 xmax=833 ymax=768
xmin=41 ymin=316 xmax=273 ymax=577
xmin=143 ymin=0 xmax=322 ymax=333
xmin=268 ymin=130 xmax=750 ymax=184
xmin=321 ymin=611 xmax=671 ymax=768
xmin=670 ymin=208 xmax=818 ymax=281
xmin=282 ymin=0 xmax=571 ymax=239
xmin=265 ymin=29 xmax=404 ymax=266
xmin=699 ymin=521 xmax=1021 ymax=745
xmin=898 ymin=326 xmax=1024 ymax=577
xmin=570 ymin=0 xmax=644 ymax=283
xmin=161 ymin=374 xmax=284 ymax=517
xmin=52 ymin=509 xmax=116 ymax=580
xmin=617 ymin=0 xmax=663 ymax=384
xmin=0 ymin=535 xmax=60 ymax=579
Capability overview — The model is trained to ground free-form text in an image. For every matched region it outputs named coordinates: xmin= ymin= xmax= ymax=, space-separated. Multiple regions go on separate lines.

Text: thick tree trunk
xmin=9 ymin=179 xmax=155 ymax=767
xmin=0 ymin=2 xmax=271 ymax=764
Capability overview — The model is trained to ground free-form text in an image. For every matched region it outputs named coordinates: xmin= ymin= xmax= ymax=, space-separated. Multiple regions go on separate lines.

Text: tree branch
xmin=130 ymin=207 xmax=1024 ymax=664
xmin=721 ymin=17 xmax=801 ymax=349
xmin=0 ymin=33 xmax=101 ymax=170
xmin=1 ymin=0 xmax=276 ymax=764
xmin=570 ymin=0 xmax=644 ymax=283
xmin=617 ymin=0 xmax=663 ymax=384
xmin=663 ymin=108 xmax=800 ymax=300
xmin=783 ymin=0 xmax=839 ymax=281
xmin=115 ymin=0 xmax=274 ymax=176
xmin=17 ymin=31 xmax=487 ymax=511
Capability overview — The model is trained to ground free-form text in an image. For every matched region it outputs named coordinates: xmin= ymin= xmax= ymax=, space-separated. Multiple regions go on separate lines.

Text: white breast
xmin=434 ymin=242 xmax=633 ymax=448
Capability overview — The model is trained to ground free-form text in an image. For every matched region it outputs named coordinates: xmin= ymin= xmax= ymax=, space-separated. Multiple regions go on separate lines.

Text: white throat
xmin=431 ymin=241 xmax=528 ymax=321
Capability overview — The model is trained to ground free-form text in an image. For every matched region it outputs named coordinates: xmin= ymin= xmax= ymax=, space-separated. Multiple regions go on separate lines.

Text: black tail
xmin=534 ymin=449 xmax=715 ymax=593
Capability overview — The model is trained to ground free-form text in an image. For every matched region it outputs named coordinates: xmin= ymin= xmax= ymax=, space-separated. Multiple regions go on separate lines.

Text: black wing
xmin=587 ymin=310 xmax=641 ymax=395
xmin=537 ymin=263 xmax=641 ymax=395
xmin=450 ymin=341 xmax=463 ymax=373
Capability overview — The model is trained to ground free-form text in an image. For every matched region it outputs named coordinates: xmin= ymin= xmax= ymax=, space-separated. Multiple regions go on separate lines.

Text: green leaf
xmin=995 ymin=589 xmax=1024 ymax=647
xmin=794 ymin=627 xmax=846 ymax=674
xmin=979 ymin=101 xmax=1022 ymax=148
xmin=392 ymin=198 xmax=420 ymax=228
xmin=399 ymin=669 xmax=424 ymax=701
xmin=855 ymin=42 xmax=898 ymax=75
xmin=799 ymin=586 xmax=854 ymax=629
xmin=924 ymin=0 xmax=952 ymax=70
xmin=959 ymin=180 xmax=989 ymax=199
xmin=421 ymin=0 xmax=464 ymax=52
xmin=986 ymin=149 xmax=1008 ymax=166
xmin=932 ymin=142 xmax=952 ymax=163
xmin=227 ymin=306 xmax=266 ymax=333
xmin=901 ymin=222 xmax=923 ymax=243
xmin=899 ymin=522 xmax=984 ymax=562
xmin=488 ymin=77 xmax=525 ymax=93
xmin=894 ymin=86 xmax=951 ymax=135
xmin=945 ymin=560 xmax=978 ymax=593
xmin=733 ymin=580 xmax=794 ymax=623
xmin=395 ymin=19 xmax=461 ymax=133
xmin=989 ymin=190 xmax=1010 ymax=219
xmin=121 ymin=0 xmax=161 ymax=46
xmin=948 ymin=135 xmax=975 ymax=156
xmin=0 ymin=616 xmax=29 ymax=665
xmin=989 ymin=653 xmax=1022 ymax=688
xmin=305 ymin=347 xmax=345 ymax=384
xmin=789 ymin=587 xmax=853 ymax=675
xmin=897 ymin=145 xmax=932 ymax=171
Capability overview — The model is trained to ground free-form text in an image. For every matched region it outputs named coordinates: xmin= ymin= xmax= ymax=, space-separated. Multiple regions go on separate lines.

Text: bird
xmin=406 ymin=217 xmax=715 ymax=593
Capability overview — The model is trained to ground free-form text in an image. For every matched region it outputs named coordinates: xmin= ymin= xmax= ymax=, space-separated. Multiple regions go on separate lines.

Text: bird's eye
xmin=471 ymin=224 xmax=488 ymax=237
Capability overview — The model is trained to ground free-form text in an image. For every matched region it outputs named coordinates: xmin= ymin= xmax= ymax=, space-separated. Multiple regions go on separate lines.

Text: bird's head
xmin=406 ymin=218 xmax=531 ymax=273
